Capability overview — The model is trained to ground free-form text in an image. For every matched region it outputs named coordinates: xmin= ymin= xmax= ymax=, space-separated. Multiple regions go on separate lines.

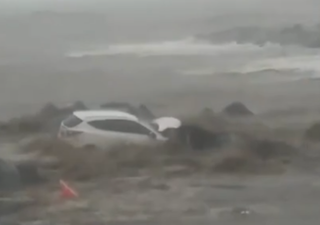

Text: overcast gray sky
xmin=0 ymin=0 xmax=318 ymax=31
xmin=1 ymin=0 xmax=318 ymax=14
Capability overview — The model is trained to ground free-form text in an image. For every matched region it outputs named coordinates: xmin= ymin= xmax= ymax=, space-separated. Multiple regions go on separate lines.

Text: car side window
xmin=88 ymin=119 xmax=151 ymax=135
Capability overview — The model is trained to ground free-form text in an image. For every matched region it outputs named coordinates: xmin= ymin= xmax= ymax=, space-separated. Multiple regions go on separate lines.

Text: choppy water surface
xmin=1 ymin=14 xmax=320 ymax=224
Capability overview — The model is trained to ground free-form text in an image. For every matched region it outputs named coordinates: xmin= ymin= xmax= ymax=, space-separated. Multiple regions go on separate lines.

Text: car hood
xmin=152 ymin=117 xmax=181 ymax=132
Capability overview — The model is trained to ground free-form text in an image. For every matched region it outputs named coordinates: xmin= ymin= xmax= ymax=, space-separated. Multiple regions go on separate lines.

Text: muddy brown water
xmin=68 ymin=172 xmax=319 ymax=225
xmin=1 ymin=55 xmax=320 ymax=224
xmin=2 ymin=133 xmax=320 ymax=225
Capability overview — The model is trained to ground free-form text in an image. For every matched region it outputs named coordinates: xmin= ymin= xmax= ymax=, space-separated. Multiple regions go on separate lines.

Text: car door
xmin=86 ymin=119 xmax=154 ymax=148
xmin=110 ymin=120 xmax=154 ymax=145
xmin=80 ymin=120 xmax=120 ymax=148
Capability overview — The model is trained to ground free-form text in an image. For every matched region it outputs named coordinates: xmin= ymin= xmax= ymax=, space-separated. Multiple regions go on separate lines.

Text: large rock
xmin=222 ymin=102 xmax=254 ymax=117
xmin=200 ymin=107 xmax=215 ymax=117
xmin=0 ymin=101 xmax=88 ymax=135
xmin=0 ymin=158 xmax=44 ymax=191
xmin=245 ymin=138 xmax=297 ymax=161
xmin=15 ymin=161 xmax=44 ymax=185
xmin=304 ymin=122 xmax=320 ymax=142
xmin=39 ymin=102 xmax=60 ymax=118
xmin=0 ymin=159 xmax=21 ymax=191
xmin=197 ymin=108 xmax=228 ymax=132
xmin=70 ymin=101 xmax=87 ymax=111
xmin=173 ymin=125 xmax=233 ymax=151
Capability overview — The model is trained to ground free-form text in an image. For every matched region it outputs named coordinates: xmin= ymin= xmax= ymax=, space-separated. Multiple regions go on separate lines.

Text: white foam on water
xmin=241 ymin=54 xmax=320 ymax=75
xmin=66 ymin=37 xmax=281 ymax=57
xmin=66 ymin=36 xmax=320 ymax=84
xmin=236 ymin=54 xmax=320 ymax=83
xmin=178 ymin=53 xmax=320 ymax=84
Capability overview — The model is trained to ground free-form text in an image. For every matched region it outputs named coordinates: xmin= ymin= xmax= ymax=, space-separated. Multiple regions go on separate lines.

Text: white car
xmin=58 ymin=110 xmax=180 ymax=149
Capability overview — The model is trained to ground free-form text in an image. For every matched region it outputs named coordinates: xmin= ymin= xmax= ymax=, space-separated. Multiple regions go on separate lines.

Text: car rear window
xmin=63 ymin=115 xmax=83 ymax=128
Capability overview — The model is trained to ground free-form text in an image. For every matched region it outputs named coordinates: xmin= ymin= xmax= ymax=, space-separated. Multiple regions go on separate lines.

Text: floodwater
xmin=1 ymin=6 xmax=320 ymax=224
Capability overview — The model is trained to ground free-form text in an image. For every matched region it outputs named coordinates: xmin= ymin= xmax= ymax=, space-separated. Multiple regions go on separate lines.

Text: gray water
xmin=1 ymin=2 xmax=320 ymax=224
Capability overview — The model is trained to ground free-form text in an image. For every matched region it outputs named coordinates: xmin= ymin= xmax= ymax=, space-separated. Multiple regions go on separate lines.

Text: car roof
xmin=73 ymin=110 xmax=139 ymax=121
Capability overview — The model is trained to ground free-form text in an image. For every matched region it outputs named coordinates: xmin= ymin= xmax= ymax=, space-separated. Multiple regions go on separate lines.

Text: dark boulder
xmin=39 ymin=102 xmax=60 ymax=118
xmin=174 ymin=124 xmax=232 ymax=151
xmin=0 ymin=159 xmax=43 ymax=192
xmin=40 ymin=101 xmax=87 ymax=134
xmin=72 ymin=101 xmax=87 ymax=111
xmin=222 ymin=102 xmax=254 ymax=117
xmin=304 ymin=122 xmax=320 ymax=142
xmin=0 ymin=159 xmax=21 ymax=192
xmin=197 ymin=108 xmax=228 ymax=132
xmin=245 ymin=138 xmax=296 ymax=161
xmin=15 ymin=161 xmax=44 ymax=185
xmin=200 ymin=107 xmax=215 ymax=117
xmin=0 ymin=101 xmax=88 ymax=135
xmin=40 ymin=101 xmax=87 ymax=118
xmin=3 ymin=117 xmax=43 ymax=133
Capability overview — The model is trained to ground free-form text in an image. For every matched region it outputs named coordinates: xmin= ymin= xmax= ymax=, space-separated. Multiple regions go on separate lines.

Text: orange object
xmin=59 ymin=180 xmax=78 ymax=199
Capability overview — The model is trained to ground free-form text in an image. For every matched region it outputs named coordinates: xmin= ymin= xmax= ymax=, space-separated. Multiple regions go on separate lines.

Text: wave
xmin=66 ymin=37 xmax=281 ymax=57
xmin=233 ymin=54 xmax=320 ymax=83
xmin=198 ymin=24 xmax=320 ymax=49
xmin=179 ymin=54 xmax=320 ymax=83
xmin=241 ymin=54 xmax=320 ymax=74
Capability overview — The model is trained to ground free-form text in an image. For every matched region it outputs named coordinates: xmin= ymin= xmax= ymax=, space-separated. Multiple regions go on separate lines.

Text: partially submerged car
xmin=58 ymin=110 xmax=175 ymax=149
xmin=58 ymin=109 xmax=234 ymax=150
